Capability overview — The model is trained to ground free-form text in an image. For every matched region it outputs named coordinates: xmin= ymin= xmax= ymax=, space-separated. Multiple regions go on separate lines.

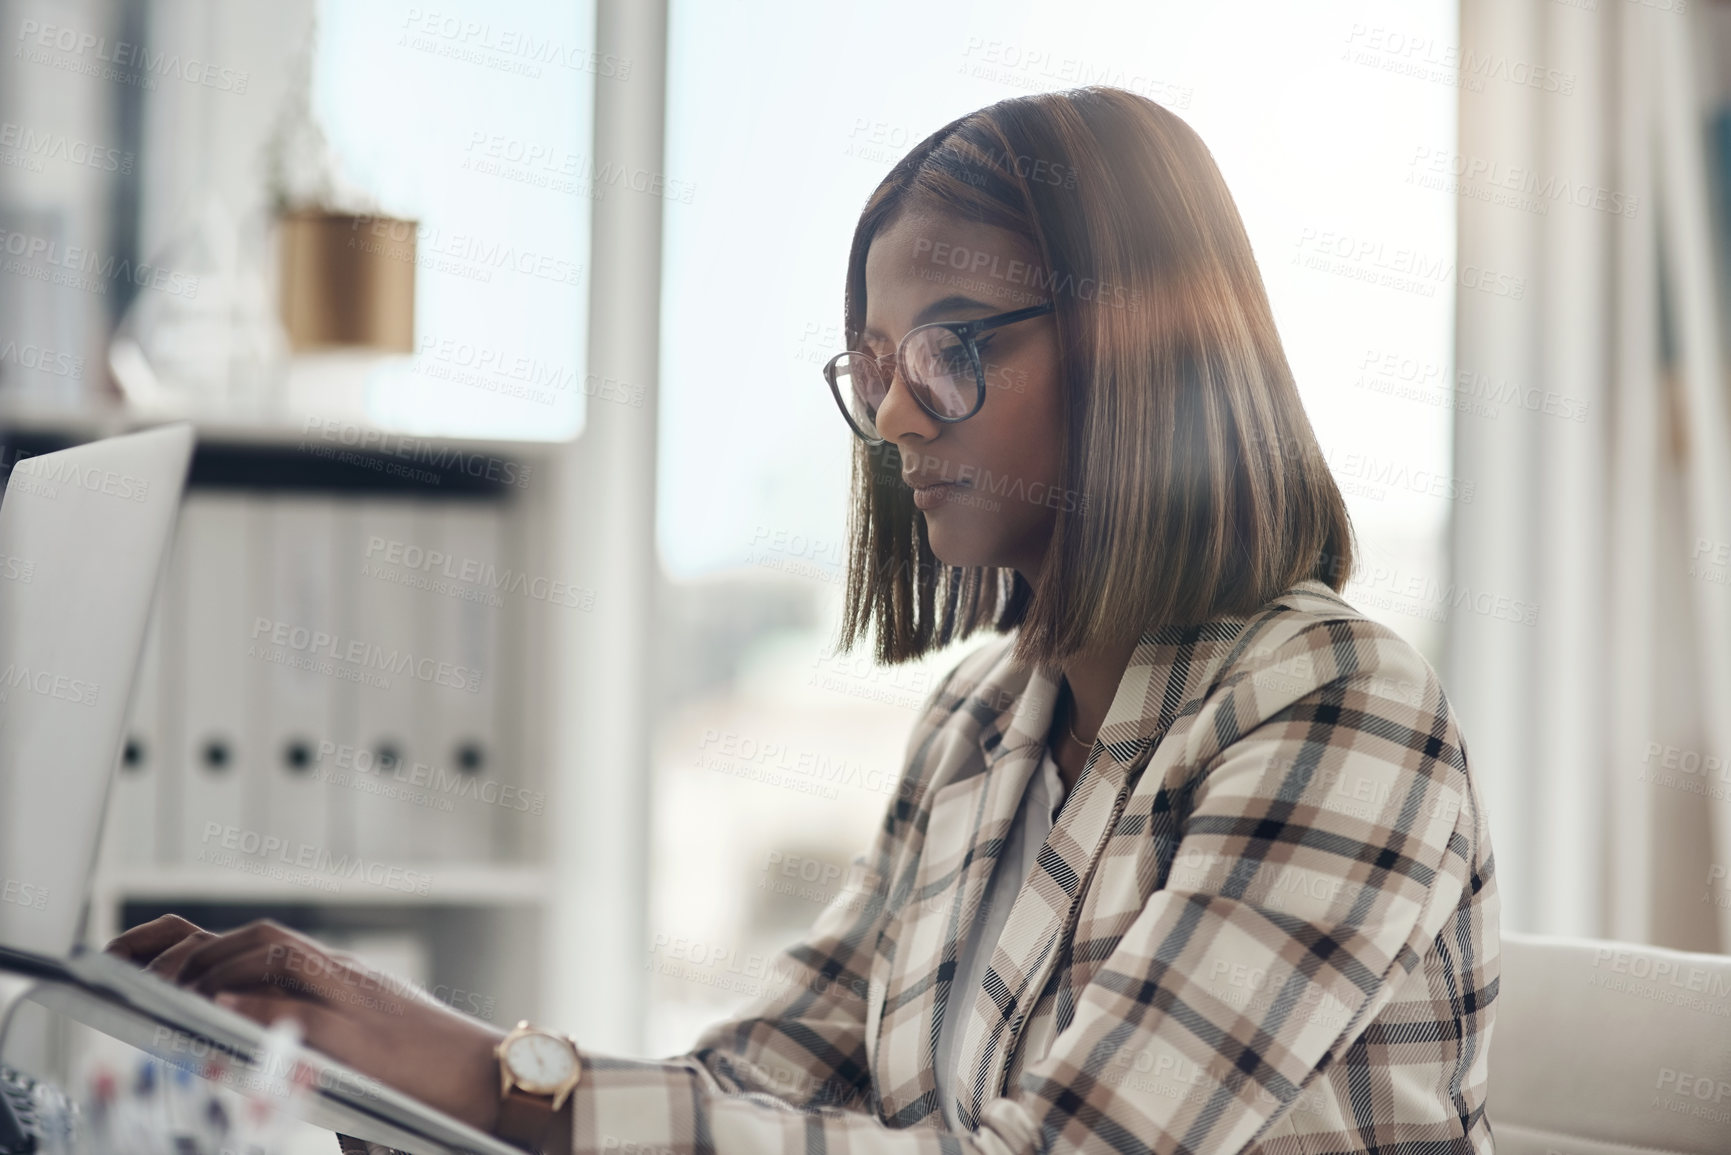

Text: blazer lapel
xmin=949 ymin=740 xmax=1130 ymax=1129
xmin=870 ymin=662 xmax=1045 ymax=1124
xmin=950 ymin=618 xmax=1253 ymax=1128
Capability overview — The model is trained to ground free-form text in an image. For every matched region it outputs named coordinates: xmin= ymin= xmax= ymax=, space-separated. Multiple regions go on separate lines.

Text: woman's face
xmin=861 ymin=209 xmax=1066 ymax=579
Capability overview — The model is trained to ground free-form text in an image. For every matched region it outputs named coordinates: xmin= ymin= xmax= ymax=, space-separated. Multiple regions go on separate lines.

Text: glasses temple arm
xmin=952 ymin=301 xmax=1056 ymax=339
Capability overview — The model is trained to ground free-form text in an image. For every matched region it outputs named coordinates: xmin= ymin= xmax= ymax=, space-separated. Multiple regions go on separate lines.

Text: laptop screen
xmin=0 ymin=423 xmax=192 ymax=958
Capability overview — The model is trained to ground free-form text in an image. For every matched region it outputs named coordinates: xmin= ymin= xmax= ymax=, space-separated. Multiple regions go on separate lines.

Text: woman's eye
xmin=960 ymin=335 xmax=998 ymax=367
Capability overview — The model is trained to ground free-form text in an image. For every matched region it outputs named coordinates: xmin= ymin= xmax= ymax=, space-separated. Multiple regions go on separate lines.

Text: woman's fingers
xmin=101 ymin=916 xmax=508 ymax=1141
xmin=104 ymin=913 xmax=207 ymax=965
xmin=181 ymin=946 xmax=296 ymax=1000
xmin=107 ymin=916 xmax=370 ymax=1015
xmin=173 ymin=919 xmax=326 ymax=990
xmin=142 ymin=929 xmax=223 ymax=982
xmin=190 ymin=945 xmax=394 ymax=1013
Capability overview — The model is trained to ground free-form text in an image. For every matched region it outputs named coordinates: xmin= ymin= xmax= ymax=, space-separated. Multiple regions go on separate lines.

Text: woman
xmin=111 ymin=87 xmax=1499 ymax=1154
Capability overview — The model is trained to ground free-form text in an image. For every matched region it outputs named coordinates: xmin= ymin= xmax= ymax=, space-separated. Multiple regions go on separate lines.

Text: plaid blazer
xmin=566 ymin=579 xmax=1501 ymax=1154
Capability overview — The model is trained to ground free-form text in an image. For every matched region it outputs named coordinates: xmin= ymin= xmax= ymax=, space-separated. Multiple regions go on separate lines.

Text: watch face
xmin=505 ymin=1032 xmax=577 ymax=1093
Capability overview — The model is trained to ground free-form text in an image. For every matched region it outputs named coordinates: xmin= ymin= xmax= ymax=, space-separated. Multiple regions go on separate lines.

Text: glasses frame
xmin=823 ymin=301 xmax=1055 ymax=445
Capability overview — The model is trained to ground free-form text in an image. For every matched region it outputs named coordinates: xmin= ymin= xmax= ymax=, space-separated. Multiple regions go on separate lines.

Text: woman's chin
xmin=922 ymin=520 xmax=1005 ymax=572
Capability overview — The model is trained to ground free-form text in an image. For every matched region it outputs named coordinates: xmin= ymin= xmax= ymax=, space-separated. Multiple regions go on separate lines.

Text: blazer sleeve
xmin=672 ymin=836 xmax=893 ymax=1112
xmin=555 ymin=652 xmax=974 ymax=1130
xmin=560 ymin=619 xmax=1479 ymax=1154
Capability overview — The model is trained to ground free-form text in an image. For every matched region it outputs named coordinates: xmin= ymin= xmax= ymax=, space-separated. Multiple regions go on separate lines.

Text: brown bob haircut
xmin=834 ymin=86 xmax=1355 ymax=669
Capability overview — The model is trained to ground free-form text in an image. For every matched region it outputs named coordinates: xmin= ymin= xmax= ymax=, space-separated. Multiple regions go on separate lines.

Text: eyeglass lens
xmin=833 ymin=326 xmax=975 ymax=440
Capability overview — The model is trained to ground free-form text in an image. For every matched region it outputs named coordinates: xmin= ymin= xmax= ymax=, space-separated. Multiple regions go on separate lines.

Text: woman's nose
xmin=871 ymin=358 xmax=937 ymax=445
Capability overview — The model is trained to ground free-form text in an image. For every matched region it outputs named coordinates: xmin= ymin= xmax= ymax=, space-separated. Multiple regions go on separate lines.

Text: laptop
xmin=0 ymin=424 xmax=519 ymax=1155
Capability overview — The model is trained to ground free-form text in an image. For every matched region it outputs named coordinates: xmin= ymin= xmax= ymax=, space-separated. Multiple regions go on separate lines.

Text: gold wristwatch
xmin=494 ymin=1020 xmax=582 ymax=1153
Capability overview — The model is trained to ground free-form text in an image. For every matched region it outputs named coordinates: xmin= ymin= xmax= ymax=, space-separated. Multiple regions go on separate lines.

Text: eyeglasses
xmin=823 ymin=301 xmax=1054 ymax=444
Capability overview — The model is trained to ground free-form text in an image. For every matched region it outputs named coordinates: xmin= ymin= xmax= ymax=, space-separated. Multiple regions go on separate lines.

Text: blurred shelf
xmin=0 ymin=386 xmax=576 ymax=494
xmin=0 ymin=391 xmax=570 ymax=459
xmin=0 ymin=340 xmax=598 ymax=456
xmin=91 ymin=864 xmax=552 ymax=907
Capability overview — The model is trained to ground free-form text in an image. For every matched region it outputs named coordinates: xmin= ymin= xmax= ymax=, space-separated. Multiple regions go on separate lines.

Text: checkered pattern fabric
xmin=565 ymin=579 xmax=1500 ymax=1154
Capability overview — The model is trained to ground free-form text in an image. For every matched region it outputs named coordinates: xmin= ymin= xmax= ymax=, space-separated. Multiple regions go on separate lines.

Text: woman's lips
xmin=912 ymin=481 xmax=965 ymax=511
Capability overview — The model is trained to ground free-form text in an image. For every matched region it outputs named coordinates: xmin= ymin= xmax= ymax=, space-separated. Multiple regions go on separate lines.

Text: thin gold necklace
xmin=1059 ymin=680 xmax=1097 ymax=748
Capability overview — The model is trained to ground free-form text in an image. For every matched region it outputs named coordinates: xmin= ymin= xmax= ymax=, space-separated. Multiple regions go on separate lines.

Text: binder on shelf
xmin=416 ymin=500 xmax=503 ymax=864
xmin=335 ymin=498 xmax=428 ymax=865
xmin=101 ymin=549 xmax=171 ymax=868
xmin=252 ymin=495 xmax=338 ymax=857
xmin=170 ymin=493 xmax=259 ymax=866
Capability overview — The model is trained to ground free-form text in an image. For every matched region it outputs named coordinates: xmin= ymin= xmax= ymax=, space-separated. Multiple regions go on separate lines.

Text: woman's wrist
xmin=477 ymin=1025 xmax=581 ymax=1154
xmin=457 ymin=1020 xmax=510 ymax=1136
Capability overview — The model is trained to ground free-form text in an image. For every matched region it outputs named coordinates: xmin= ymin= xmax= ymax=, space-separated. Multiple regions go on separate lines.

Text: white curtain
xmin=1450 ymin=0 xmax=1731 ymax=951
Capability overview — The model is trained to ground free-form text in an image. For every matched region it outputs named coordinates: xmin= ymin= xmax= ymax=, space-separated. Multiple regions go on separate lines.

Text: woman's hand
xmin=106 ymin=914 xmax=508 ymax=1136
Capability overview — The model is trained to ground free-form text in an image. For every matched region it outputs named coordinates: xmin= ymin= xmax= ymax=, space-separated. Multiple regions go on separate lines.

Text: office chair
xmin=1488 ymin=930 xmax=1731 ymax=1154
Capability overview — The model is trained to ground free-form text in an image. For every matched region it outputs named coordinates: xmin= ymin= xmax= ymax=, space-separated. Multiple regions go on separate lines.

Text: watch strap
xmin=494 ymin=1083 xmax=558 ymax=1153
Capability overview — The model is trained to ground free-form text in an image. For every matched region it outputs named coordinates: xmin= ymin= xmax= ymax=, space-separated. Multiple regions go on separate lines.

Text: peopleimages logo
xmin=0 ymin=338 xmax=84 ymax=379
xmin=314 ymin=739 xmax=546 ymax=815
xmin=299 ymin=417 xmax=533 ymax=489
xmin=349 ymin=217 xmax=585 ymax=286
xmin=413 ymin=335 xmax=644 ymax=408
xmin=0 ymin=663 xmax=98 ymax=707
xmin=912 ymin=237 xmax=1140 ymax=310
xmin=1407 ymin=145 xmax=1639 ymax=219
xmin=399 ymin=9 xmax=632 ymax=79
xmin=0 ymin=876 xmax=48 ymax=911
xmin=8 ymin=452 xmax=149 ymax=501
xmin=248 ymin=617 xmax=482 ymax=694
xmin=0 ymin=120 xmax=133 ymax=174
xmin=0 ymin=224 xmax=198 ymax=299
xmin=1293 ymin=227 xmax=1526 ymax=301
xmin=364 ymin=535 xmax=596 ymax=611
xmin=198 ymin=822 xmax=433 ymax=896
xmin=15 ymin=19 xmax=249 ymax=92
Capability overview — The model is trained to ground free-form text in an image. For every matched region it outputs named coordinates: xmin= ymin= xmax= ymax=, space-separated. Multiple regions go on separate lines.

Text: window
xmin=650 ymin=0 xmax=1456 ymax=1052
xmin=312 ymin=0 xmax=594 ymax=441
